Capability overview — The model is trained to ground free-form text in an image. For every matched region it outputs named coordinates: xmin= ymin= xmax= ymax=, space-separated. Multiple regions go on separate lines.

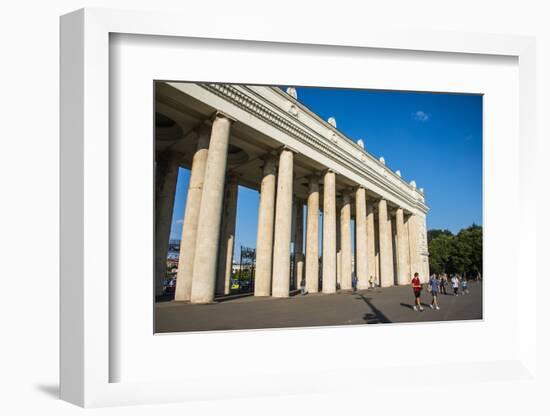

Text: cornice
xmin=199 ymin=83 xmax=429 ymax=214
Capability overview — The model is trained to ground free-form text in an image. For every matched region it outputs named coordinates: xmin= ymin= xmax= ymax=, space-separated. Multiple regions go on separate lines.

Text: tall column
xmin=174 ymin=127 xmax=210 ymax=301
xmin=254 ymin=155 xmax=277 ymax=297
xmin=305 ymin=175 xmax=320 ymax=293
xmin=336 ymin=204 xmax=342 ymax=289
xmin=322 ymin=170 xmax=337 ymax=294
xmin=155 ymin=152 xmax=181 ymax=297
xmin=290 ymin=198 xmax=297 ymax=288
xmin=340 ymin=191 xmax=352 ymax=290
xmin=355 ymin=187 xmax=368 ymax=290
xmin=419 ymin=214 xmax=429 ymax=283
xmin=407 ymin=214 xmax=421 ymax=283
xmin=395 ymin=208 xmax=410 ymax=285
xmin=408 ymin=213 xmax=429 ymax=283
xmin=190 ymin=113 xmax=232 ymax=303
xmin=216 ymin=174 xmax=239 ymax=295
xmin=378 ymin=199 xmax=394 ymax=287
xmin=366 ymin=200 xmax=377 ymax=286
xmin=293 ymin=199 xmax=304 ymax=290
xmin=271 ymin=149 xmax=294 ymax=298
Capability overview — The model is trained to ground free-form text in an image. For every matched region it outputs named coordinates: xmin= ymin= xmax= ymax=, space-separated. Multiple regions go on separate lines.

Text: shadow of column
xmin=356 ymin=293 xmax=391 ymax=324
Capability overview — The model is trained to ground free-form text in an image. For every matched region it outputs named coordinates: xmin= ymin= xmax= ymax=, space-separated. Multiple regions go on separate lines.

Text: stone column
xmin=155 ymin=152 xmax=181 ymax=297
xmin=254 ymin=155 xmax=278 ymax=297
xmin=355 ymin=187 xmax=368 ymax=290
xmin=340 ymin=191 xmax=352 ymax=290
xmin=216 ymin=174 xmax=239 ymax=295
xmin=190 ymin=113 xmax=232 ymax=303
xmin=271 ymin=149 xmax=294 ymax=298
xmin=407 ymin=214 xmax=421 ymax=283
xmin=290 ymin=198 xmax=297 ymax=288
xmin=305 ymin=175 xmax=320 ymax=293
xmin=420 ymin=214 xmax=430 ymax=283
xmin=366 ymin=200 xmax=377 ymax=286
xmin=409 ymin=213 xmax=429 ymax=283
xmin=294 ymin=199 xmax=304 ymax=290
xmin=174 ymin=127 xmax=210 ymax=301
xmin=322 ymin=170 xmax=337 ymax=294
xmin=395 ymin=208 xmax=410 ymax=285
xmin=336 ymin=204 xmax=342 ymax=289
xmin=378 ymin=199 xmax=394 ymax=287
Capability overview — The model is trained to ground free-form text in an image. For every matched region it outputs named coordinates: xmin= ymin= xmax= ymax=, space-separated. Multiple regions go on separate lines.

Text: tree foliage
xmin=428 ymin=224 xmax=482 ymax=277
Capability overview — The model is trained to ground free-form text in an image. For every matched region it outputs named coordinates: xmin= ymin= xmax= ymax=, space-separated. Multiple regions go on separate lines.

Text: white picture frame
xmin=60 ymin=7 xmax=537 ymax=407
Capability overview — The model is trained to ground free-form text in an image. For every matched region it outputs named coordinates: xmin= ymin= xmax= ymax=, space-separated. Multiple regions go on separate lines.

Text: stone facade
xmin=156 ymin=82 xmax=430 ymax=302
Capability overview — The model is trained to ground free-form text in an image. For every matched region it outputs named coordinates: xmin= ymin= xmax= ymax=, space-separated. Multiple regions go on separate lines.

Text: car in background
xmin=163 ymin=277 xmax=176 ymax=294
xmin=239 ymin=280 xmax=252 ymax=293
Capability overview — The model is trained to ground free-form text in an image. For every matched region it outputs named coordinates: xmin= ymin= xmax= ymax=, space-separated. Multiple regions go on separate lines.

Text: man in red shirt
xmin=411 ymin=272 xmax=424 ymax=311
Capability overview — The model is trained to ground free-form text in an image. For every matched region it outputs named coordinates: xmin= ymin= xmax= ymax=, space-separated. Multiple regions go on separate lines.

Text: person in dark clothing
xmin=351 ymin=273 xmax=358 ymax=292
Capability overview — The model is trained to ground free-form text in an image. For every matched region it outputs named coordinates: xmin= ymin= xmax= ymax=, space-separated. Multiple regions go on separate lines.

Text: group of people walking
xmin=298 ymin=272 xmax=376 ymax=296
xmin=297 ymin=270 xmax=471 ymax=313
xmin=411 ymin=272 xmax=470 ymax=312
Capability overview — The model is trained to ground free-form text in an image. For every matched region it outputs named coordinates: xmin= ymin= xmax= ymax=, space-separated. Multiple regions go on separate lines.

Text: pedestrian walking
xmin=461 ymin=276 xmax=469 ymax=295
xmin=368 ymin=276 xmax=374 ymax=289
xmin=451 ymin=275 xmax=460 ymax=296
xmin=440 ymin=274 xmax=447 ymax=295
xmin=429 ymin=274 xmax=440 ymax=310
xmin=411 ymin=272 xmax=424 ymax=311
xmin=300 ymin=277 xmax=308 ymax=296
xmin=352 ymin=273 xmax=358 ymax=293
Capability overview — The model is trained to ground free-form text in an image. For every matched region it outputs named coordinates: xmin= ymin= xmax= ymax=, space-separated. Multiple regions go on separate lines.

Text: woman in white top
xmin=451 ymin=275 xmax=460 ymax=296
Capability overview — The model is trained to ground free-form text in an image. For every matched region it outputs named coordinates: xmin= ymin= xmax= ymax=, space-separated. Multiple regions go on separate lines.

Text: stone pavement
xmin=155 ymin=281 xmax=483 ymax=333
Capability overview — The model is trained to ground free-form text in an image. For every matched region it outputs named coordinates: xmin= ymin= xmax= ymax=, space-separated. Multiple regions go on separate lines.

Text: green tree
xmin=427 ymin=229 xmax=453 ymax=244
xmin=428 ymin=233 xmax=454 ymax=275
xmin=428 ymin=224 xmax=482 ymax=278
xmin=457 ymin=224 xmax=483 ymax=277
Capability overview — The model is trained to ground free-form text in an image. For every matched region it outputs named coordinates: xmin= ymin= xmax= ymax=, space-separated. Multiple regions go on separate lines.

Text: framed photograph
xmin=60 ymin=8 xmax=537 ymax=407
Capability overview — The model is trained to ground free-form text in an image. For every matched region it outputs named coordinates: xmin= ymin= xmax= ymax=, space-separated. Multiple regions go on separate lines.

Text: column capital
xmin=212 ymin=110 xmax=237 ymax=123
xmin=260 ymin=151 xmax=278 ymax=161
xmin=322 ymin=168 xmax=336 ymax=176
xmin=276 ymin=145 xmax=299 ymax=155
xmin=340 ymin=191 xmax=352 ymax=204
xmin=259 ymin=153 xmax=278 ymax=175
xmin=371 ymin=196 xmax=383 ymax=204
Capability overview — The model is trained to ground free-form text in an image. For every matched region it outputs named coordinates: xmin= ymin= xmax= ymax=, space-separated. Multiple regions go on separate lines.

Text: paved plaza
xmin=155 ymin=281 xmax=483 ymax=333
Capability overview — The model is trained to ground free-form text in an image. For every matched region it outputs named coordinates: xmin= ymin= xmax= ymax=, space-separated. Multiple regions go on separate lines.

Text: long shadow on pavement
xmin=356 ymin=294 xmax=391 ymax=324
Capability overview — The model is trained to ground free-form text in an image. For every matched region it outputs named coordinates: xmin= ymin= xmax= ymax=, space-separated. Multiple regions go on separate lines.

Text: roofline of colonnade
xmin=164 ymin=81 xmax=430 ymax=217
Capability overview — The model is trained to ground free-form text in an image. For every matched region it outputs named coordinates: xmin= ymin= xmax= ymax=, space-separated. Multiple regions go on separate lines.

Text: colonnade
xmin=156 ymin=112 xmax=428 ymax=304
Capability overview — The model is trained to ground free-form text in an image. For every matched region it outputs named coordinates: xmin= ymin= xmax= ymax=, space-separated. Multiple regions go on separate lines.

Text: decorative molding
xmin=200 ymin=83 xmax=428 ymax=214
xmin=286 ymin=87 xmax=298 ymax=100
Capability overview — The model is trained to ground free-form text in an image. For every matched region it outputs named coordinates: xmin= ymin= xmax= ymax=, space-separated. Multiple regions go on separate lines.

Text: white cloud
xmin=413 ymin=110 xmax=430 ymax=122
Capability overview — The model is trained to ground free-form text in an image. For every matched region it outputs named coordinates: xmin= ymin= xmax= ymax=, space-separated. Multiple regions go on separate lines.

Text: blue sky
xmin=169 ymin=86 xmax=483 ymax=258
